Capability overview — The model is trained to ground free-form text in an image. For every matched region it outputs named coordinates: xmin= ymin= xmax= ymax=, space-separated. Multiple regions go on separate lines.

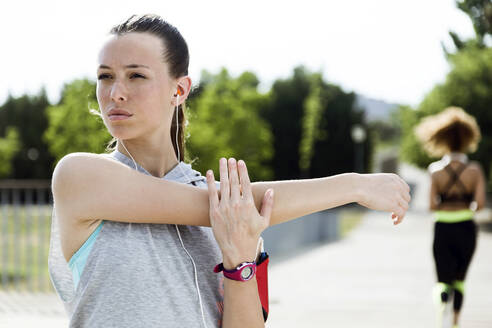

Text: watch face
xmin=241 ymin=266 xmax=253 ymax=280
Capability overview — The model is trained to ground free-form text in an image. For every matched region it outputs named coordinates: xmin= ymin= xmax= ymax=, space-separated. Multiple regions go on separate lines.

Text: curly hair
xmin=415 ymin=106 xmax=481 ymax=157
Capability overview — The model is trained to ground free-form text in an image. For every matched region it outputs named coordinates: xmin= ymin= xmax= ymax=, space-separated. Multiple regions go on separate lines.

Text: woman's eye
xmin=97 ymin=74 xmax=111 ymax=80
xmin=130 ymin=73 xmax=145 ymax=79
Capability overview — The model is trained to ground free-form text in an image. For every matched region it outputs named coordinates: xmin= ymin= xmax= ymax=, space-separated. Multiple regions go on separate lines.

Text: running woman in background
xmin=49 ymin=14 xmax=411 ymax=328
xmin=416 ymin=107 xmax=486 ymax=328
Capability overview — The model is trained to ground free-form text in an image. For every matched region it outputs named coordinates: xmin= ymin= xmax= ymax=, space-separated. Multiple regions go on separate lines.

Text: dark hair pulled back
xmin=109 ymin=14 xmax=189 ymax=161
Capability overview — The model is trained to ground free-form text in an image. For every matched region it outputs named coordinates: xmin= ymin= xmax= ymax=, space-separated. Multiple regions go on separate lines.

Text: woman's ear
xmin=176 ymin=76 xmax=192 ymax=104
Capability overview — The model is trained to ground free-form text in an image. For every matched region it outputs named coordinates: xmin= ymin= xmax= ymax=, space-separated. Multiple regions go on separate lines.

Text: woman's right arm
xmin=473 ymin=162 xmax=486 ymax=210
xmin=53 ymin=152 xmax=410 ymax=227
xmin=52 ymin=152 xmax=212 ymax=226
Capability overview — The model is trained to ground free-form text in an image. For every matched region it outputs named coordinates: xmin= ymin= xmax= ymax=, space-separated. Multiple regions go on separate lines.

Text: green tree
xmin=262 ymin=67 xmax=310 ymax=180
xmin=186 ymin=69 xmax=273 ymax=181
xmin=264 ymin=66 xmax=370 ymax=180
xmin=445 ymin=0 xmax=492 ymax=52
xmin=0 ymin=127 xmax=21 ymax=178
xmin=400 ymin=46 xmax=492 ymax=184
xmin=299 ymin=74 xmax=323 ymax=176
xmin=368 ymin=110 xmax=402 ymax=149
xmin=0 ymin=89 xmax=52 ymax=179
xmin=308 ymin=79 xmax=369 ymax=178
xmin=44 ymin=79 xmax=111 ymax=163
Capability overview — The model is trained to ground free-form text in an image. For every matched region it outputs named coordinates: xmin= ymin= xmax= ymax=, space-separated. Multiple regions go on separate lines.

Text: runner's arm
xmin=53 ymin=153 xmax=409 ymax=227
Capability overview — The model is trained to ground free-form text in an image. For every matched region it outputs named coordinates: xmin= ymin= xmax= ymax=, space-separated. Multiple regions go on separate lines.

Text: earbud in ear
xmin=175 ymin=87 xmax=183 ymax=96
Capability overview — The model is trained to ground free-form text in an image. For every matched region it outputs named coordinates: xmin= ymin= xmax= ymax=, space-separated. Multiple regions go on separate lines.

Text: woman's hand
xmin=357 ymin=173 xmax=411 ymax=225
xmin=206 ymin=158 xmax=274 ymax=269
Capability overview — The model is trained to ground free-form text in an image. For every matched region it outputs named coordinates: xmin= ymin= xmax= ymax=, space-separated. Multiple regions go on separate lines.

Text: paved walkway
xmin=1 ymin=164 xmax=491 ymax=327
xmin=0 ymin=291 xmax=67 ymax=327
xmin=267 ymin=210 xmax=492 ymax=328
xmin=266 ymin=163 xmax=492 ymax=328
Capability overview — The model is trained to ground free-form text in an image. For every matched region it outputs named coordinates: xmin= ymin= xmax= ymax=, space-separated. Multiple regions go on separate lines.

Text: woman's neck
xmin=116 ymin=137 xmax=179 ymax=178
xmin=442 ymin=152 xmax=468 ymax=164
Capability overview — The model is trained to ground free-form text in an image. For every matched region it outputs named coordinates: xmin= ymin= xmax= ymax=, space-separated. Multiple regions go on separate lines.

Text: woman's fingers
xmin=399 ymin=179 xmax=411 ymax=202
xmin=403 ymin=191 xmax=411 ymax=203
xmin=393 ymin=177 xmax=410 ymax=225
xmin=398 ymin=195 xmax=409 ymax=211
xmin=228 ymin=158 xmax=241 ymax=203
xmin=206 ymin=170 xmax=219 ymax=208
xmin=238 ymin=160 xmax=253 ymax=203
xmin=399 ymin=177 xmax=410 ymax=192
xmin=219 ymin=158 xmax=230 ymax=202
xmin=392 ymin=196 xmax=408 ymax=225
xmin=395 ymin=211 xmax=405 ymax=225
xmin=260 ymin=189 xmax=274 ymax=227
xmin=391 ymin=210 xmax=404 ymax=225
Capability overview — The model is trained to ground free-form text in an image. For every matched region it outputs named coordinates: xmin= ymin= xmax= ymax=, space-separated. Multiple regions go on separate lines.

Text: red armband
xmin=256 ymin=252 xmax=269 ymax=321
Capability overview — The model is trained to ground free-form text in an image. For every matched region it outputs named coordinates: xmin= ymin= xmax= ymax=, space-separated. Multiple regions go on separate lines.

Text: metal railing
xmin=0 ymin=180 xmax=53 ymax=292
xmin=262 ymin=209 xmax=340 ymax=260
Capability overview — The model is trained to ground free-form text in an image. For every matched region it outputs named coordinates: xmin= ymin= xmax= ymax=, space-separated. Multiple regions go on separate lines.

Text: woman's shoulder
xmin=52 ymin=152 xmax=118 ymax=191
xmin=428 ymin=159 xmax=483 ymax=185
xmin=55 ymin=152 xmax=116 ymax=170
xmin=58 ymin=151 xmax=112 ymax=163
xmin=467 ymin=160 xmax=483 ymax=170
xmin=465 ymin=161 xmax=484 ymax=178
xmin=428 ymin=159 xmax=445 ymax=175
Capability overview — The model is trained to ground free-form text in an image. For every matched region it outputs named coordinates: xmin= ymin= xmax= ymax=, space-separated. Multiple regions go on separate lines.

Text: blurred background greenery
xmin=1 ymin=0 xmax=492 ymax=298
xmin=0 ymin=0 xmax=491 ymax=186
xmin=0 ymin=65 xmax=372 ymax=183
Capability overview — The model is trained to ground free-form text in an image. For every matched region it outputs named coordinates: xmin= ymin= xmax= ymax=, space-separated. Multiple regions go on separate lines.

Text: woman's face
xmin=96 ymin=32 xmax=176 ymax=141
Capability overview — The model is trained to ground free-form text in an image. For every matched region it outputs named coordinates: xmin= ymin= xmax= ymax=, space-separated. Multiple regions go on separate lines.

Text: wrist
xmin=220 ymin=237 xmax=263 ymax=269
xmin=346 ymin=172 xmax=365 ymax=204
xmin=222 ymin=252 xmax=255 ymax=270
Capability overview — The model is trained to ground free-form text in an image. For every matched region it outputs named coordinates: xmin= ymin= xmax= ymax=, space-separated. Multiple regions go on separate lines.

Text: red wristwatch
xmin=214 ymin=261 xmax=257 ymax=282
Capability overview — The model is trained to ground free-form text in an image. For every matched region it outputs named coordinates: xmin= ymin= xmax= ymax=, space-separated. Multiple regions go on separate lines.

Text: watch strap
xmin=214 ymin=261 xmax=256 ymax=281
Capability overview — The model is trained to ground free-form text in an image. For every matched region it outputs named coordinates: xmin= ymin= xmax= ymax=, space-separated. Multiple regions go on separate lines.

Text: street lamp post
xmin=351 ymin=124 xmax=367 ymax=173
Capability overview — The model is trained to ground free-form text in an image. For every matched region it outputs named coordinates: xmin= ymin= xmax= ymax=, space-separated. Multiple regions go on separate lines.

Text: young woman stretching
xmin=49 ymin=14 xmax=411 ymax=328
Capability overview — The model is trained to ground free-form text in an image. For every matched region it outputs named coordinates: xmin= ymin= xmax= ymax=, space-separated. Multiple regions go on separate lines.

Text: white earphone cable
xmin=174 ymin=225 xmax=209 ymax=328
xmin=117 ymin=92 xmax=209 ymax=328
xmin=174 ymin=93 xmax=209 ymax=328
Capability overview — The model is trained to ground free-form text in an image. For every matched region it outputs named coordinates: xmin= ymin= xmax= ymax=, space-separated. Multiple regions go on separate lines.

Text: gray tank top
xmin=48 ymin=150 xmax=224 ymax=327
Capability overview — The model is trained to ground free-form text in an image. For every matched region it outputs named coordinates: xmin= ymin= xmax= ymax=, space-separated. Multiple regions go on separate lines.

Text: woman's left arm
xmin=251 ymin=172 xmax=411 ymax=226
xmin=207 ymin=158 xmax=273 ymax=328
xmin=429 ymin=172 xmax=440 ymax=211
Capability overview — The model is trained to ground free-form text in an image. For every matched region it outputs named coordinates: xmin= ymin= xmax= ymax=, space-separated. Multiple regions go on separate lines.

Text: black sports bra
xmin=438 ymin=163 xmax=474 ymax=205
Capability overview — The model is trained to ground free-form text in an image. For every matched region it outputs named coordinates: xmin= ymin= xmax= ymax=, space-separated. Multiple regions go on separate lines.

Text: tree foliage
xmin=263 ymin=66 xmax=370 ymax=180
xmin=6 ymin=68 xmax=373 ymax=182
xmin=0 ymin=127 xmax=21 ymax=178
xmin=308 ymin=78 xmax=368 ymax=178
xmin=0 ymin=90 xmax=52 ymax=178
xmin=261 ymin=67 xmax=309 ymax=180
xmin=299 ymin=74 xmax=324 ymax=175
xmin=446 ymin=0 xmax=492 ymax=52
xmin=44 ymin=79 xmax=112 ymax=163
xmin=400 ymin=46 xmax=492 ymax=184
xmin=186 ymin=69 xmax=273 ymax=181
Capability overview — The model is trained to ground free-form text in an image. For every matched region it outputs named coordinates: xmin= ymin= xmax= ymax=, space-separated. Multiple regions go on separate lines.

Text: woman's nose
xmin=110 ymin=81 xmax=128 ymax=102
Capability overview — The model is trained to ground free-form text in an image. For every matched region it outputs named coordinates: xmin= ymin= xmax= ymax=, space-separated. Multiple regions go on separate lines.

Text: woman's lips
xmin=107 ymin=109 xmax=133 ymax=121
xmin=108 ymin=114 xmax=132 ymax=121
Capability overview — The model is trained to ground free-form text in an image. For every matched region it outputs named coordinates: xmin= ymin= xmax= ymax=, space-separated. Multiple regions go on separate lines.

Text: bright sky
xmin=1 ymin=0 xmax=474 ymax=107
